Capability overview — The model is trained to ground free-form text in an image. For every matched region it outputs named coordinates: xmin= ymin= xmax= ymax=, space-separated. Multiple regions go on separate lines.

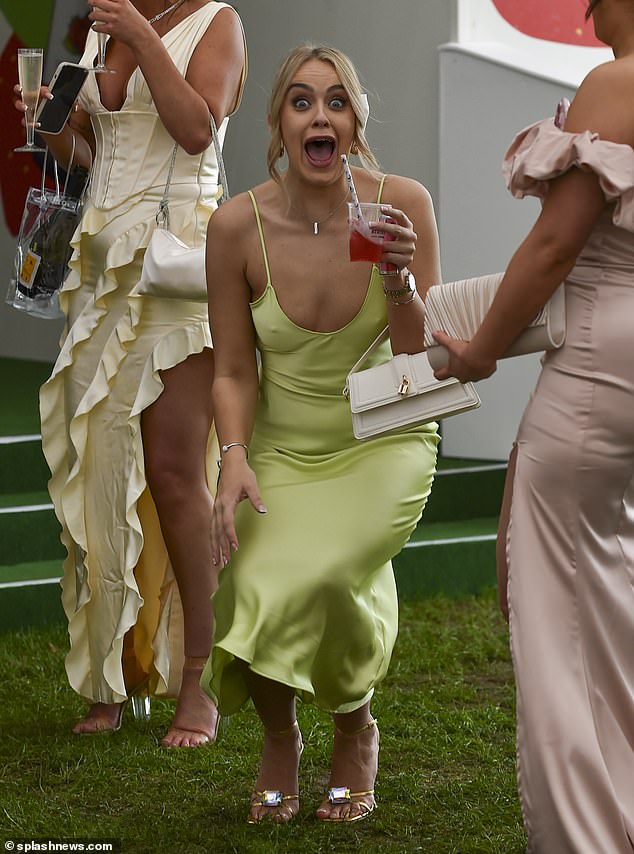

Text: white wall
xmin=438 ymin=46 xmax=575 ymax=460
xmin=0 ymin=0 xmax=453 ymax=363
xmin=437 ymin=1 xmax=609 ymax=459
xmin=227 ymin=0 xmax=453 ymax=198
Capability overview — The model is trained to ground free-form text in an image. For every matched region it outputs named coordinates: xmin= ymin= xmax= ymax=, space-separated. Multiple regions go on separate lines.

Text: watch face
xmin=491 ymin=0 xmax=601 ymax=46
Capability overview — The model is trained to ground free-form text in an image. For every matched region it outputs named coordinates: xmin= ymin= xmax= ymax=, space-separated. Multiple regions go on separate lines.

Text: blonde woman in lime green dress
xmin=203 ymin=44 xmax=440 ymax=824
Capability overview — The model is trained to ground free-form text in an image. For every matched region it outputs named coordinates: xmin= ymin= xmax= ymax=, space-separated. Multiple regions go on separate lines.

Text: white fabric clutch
xmin=344 ymin=327 xmax=481 ymax=440
xmin=423 ymin=272 xmax=566 ymax=371
xmin=137 ymin=113 xmax=228 ymax=302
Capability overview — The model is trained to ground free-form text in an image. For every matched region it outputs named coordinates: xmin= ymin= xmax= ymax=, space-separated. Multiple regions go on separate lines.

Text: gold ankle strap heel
xmin=321 ymin=718 xmax=379 ymax=823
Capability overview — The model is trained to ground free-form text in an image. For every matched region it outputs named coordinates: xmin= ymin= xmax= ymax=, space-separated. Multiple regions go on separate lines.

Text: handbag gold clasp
xmin=398 ymin=375 xmax=410 ymax=396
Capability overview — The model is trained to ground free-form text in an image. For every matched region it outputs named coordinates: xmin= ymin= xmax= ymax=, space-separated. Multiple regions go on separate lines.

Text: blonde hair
xmin=267 ymin=43 xmax=381 ymax=182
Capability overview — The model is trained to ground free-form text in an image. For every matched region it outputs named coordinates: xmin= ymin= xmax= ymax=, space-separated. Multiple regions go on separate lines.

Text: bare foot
xmin=73 ymin=702 xmax=124 ymax=734
xmin=248 ymin=722 xmax=303 ymax=824
xmin=315 ymin=719 xmax=379 ymax=822
xmin=161 ymin=658 xmax=218 ymax=748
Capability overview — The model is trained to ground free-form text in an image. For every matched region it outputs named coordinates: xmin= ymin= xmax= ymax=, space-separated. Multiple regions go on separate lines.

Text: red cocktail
xmin=349 ymin=224 xmax=383 ymax=263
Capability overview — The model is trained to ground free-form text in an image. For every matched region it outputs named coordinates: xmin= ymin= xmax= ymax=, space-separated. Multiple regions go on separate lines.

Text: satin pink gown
xmin=502 ymin=114 xmax=634 ymax=853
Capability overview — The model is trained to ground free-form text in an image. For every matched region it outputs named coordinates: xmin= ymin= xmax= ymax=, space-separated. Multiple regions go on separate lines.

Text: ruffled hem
xmin=502 ymin=117 xmax=634 ymax=232
xmin=41 ymin=217 xmax=213 ymax=703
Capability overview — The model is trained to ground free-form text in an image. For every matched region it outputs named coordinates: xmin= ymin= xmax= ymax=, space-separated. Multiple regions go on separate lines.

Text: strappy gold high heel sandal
xmin=248 ymin=721 xmax=303 ymax=825
xmin=318 ymin=718 xmax=379 ymax=823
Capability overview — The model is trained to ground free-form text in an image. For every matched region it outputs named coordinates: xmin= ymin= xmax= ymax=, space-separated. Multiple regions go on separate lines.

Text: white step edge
xmin=0 ymin=504 xmax=53 ymax=514
xmin=0 ymin=577 xmax=61 ymax=589
xmin=435 ymin=463 xmax=507 ymax=476
xmin=0 ymin=434 xmax=41 ymax=445
xmin=403 ymin=533 xmax=497 ymax=548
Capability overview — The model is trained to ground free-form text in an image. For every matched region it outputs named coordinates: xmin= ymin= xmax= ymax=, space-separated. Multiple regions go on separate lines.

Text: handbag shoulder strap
xmin=156 ymin=113 xmax=229 ymax=228
xmin=343 ymin=325 xmax=390 ymax=396
xmin=40 ymin=133 xmax=77 ymax=199
xmin=376 ymin=173 xmax=387 ymax=204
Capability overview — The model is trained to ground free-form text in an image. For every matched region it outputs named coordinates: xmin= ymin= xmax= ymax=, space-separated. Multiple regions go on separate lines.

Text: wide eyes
xmin=291 ymin=95 xmax=348 ymax=111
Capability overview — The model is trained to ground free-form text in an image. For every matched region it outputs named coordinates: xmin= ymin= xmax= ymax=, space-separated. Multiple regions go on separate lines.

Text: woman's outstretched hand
xmin=431 ymin=331 xmax=497 ymax=384
xmin=211 ymin=460 xmax=266 ymax=568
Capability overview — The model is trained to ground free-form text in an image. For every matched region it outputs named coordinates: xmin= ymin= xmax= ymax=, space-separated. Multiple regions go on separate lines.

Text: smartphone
xmin=35 ymin=62 xmax=89 ymax=135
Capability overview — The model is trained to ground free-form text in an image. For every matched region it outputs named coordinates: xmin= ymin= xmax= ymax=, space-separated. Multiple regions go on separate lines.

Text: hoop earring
xmin=279 ymin=143 xmax=285 ymax=158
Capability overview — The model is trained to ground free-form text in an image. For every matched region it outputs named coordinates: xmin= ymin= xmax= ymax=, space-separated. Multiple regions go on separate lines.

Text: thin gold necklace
xmin=286 ymin=188 xmax=350 ymax=235
xmin=148 ymin=0 xmax=186 ymax=25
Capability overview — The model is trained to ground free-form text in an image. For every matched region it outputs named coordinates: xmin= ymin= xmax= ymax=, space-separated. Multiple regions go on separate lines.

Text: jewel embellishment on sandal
xmin=328 ymin=786 xmax=352 ymax=804
xmin=260 ymin=790 xmax=284 ymax=806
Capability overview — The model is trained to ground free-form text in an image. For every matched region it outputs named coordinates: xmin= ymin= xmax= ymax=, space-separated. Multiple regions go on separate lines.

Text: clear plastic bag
xmin=7 ymin=145 xmax=87 ymax=320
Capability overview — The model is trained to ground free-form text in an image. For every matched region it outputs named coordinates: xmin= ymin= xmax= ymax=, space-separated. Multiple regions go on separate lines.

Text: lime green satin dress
xmin=202 ymin=191 xmax=439 ymax=715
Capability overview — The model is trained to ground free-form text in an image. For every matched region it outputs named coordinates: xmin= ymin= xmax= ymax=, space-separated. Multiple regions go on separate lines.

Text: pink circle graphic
xmin=492 ymin=0 xmax=602 ymax=46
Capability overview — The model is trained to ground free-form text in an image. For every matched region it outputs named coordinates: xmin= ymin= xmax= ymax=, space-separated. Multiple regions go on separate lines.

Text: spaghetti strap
xmin=376 ymin=174 xmax=387 ymax=204
xmin=247 ymin=190 xmax=272 ymax=286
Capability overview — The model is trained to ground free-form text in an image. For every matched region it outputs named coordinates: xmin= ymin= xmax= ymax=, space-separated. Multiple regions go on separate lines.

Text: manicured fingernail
xmin=46 ymin=93 xmax=54 ymax=100
xmin=258 ymin=505 xmax=267 ymax=514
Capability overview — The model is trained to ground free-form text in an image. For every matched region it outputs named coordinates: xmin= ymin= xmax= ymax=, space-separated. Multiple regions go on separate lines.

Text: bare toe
xmin=161 ymin=727 xmax=211 ymax=749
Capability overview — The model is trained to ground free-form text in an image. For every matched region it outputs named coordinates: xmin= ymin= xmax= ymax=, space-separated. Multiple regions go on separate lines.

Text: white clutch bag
xmin=423 ymin=272 xmax=566 ymax=371
xmin=344 ymin=327 xmax=481 ymax=440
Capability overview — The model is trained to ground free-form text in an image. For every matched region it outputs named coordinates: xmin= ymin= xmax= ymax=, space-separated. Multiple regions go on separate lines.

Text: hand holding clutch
xmin=423 ymin=272 xmax=566 ymax=371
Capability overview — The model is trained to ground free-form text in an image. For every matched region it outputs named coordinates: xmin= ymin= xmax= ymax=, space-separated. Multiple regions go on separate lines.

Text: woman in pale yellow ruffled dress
xmin=14 ymin=0 xmax=246 ymax=747
xmin=435 ymin=1 xmax=634 ymax=849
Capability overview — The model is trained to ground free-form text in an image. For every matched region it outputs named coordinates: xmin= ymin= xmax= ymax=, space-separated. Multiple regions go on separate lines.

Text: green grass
xmin=0 ymin=593 xmax=526 ymax=853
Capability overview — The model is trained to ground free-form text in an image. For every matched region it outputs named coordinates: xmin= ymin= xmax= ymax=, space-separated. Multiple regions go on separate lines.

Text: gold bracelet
xmin=217 ymin=442 xmax=249 ymax=470
xmin=386 ymin=290 xmax=416 ymax=306
xmin=383 ymin=269 xmax=416 ymax=301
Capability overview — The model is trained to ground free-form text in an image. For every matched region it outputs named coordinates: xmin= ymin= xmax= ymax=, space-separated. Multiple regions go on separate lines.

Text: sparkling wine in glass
xmin=92 ymin=30 xmax=115 ymax=74
xmin=15 ymin=48 xmax=46 ymax=152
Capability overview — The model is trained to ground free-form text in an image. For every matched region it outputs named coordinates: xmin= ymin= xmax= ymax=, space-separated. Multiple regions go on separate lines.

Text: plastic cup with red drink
xmin=347 ymin=202 xmax=397 ymax=275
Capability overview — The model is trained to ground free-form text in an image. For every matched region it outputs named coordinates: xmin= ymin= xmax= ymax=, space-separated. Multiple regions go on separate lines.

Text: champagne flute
xmin=15 ymin=48 xmax=46 ymax=152
xmin=92 ymin=30 xmax=115 ymax=74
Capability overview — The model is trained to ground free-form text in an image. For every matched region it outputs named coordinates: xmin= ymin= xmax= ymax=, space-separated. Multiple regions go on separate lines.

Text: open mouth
xmin=304 ymin=137 xmax=336 ymax=166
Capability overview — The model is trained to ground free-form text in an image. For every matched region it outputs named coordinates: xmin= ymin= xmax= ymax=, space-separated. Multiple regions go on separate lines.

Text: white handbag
xmin=423 ymin=272 xmax=566 ymax=371
xmin=344 ymin=326 xmax=481 ymax=440
xmin=137 ymin=113 xmax=229 ymax=301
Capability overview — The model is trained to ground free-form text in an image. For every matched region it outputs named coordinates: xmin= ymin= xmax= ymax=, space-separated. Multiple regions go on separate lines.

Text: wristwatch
xmin=383 ymin=269 xmax=416 ymax=301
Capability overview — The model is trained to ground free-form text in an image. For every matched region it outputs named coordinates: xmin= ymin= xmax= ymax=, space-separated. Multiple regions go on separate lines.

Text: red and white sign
xmin=492 ymin=0 xmax=602 ymax=47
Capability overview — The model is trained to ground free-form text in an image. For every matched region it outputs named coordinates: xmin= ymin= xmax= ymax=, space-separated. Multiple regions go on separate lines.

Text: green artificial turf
xmin=0 ymin=592 xmax=526 ymax=853
xmin=0 ymin=358 xmax=52 ymax=437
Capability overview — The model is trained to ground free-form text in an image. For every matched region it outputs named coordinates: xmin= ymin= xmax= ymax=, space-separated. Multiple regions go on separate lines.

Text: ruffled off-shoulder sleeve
xmin=502 ymin=118 xmax=634 ymax=232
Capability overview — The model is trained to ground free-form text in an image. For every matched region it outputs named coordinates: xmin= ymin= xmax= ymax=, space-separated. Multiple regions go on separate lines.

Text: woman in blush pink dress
xmin=434 ymin=1 xmax=634 ymax=850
